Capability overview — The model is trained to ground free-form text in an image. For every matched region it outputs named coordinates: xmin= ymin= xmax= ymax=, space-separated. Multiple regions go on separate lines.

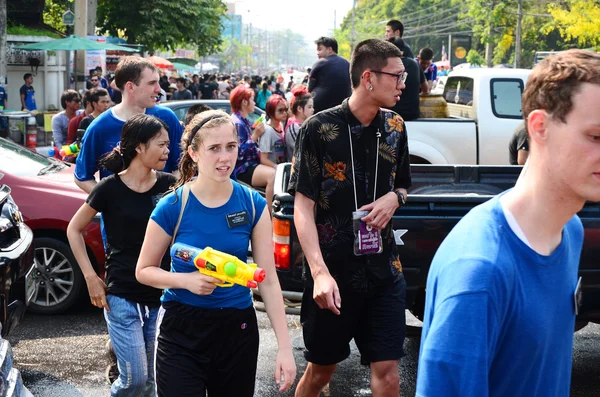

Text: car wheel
xmin=28 ymin=237 xmax=85 ymax=314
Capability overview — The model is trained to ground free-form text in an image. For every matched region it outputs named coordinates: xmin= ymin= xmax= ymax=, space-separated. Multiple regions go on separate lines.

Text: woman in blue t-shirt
xmin=136 ymin=110 xmax=296 ymax=396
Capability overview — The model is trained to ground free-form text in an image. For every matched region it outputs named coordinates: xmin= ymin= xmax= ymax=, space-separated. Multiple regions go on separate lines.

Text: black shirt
xmin=79 ymin=115 xmax=95 ymax=132
xmin=200 ymin=82 xmax=218 ymax=99
xmin=288 ymin=99 xmax=412 ymax=291
xmin=87 ymin=172 xmax=176 ymax=305
xmin=389 ymin=57 xmax=425 ymax=121
xmin=189 ymin=83 xmax=201 ymax=98
xmin=509 ymin=124 xmax=529 ymax=165
xmin=308 ymin=54 xmax=353 ymax=113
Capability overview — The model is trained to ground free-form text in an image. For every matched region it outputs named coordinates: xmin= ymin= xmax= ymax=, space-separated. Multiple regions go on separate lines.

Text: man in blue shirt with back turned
xmin=416 ymin=49 xmax=600 ymax=397
xmin=75 ymin=56 xmax=182 ymax=193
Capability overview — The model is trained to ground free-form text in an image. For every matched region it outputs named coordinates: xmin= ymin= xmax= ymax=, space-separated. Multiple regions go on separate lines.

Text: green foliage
xmin=466 ymin=49 xmax=485 ymax=66
xmin=7 ymin=25 xmax=61 ymax=38
xmin=547 ymin=0 xmax=600 ymax=47
xmin=219 ymin=38 xmax=252 ymax=71
xmin=96 ymin=0 xmax=227 ymax=55
xmin=42 ymin=0 xmax=73 ymax=33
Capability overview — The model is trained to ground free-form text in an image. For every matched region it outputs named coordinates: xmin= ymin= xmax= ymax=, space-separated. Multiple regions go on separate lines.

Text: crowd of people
xmin=42 ymin=14 xmax=598 ymax=397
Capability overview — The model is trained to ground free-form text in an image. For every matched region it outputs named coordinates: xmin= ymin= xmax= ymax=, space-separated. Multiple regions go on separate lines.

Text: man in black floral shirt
xmin=289 ymin=39 xmax=411 ymax=397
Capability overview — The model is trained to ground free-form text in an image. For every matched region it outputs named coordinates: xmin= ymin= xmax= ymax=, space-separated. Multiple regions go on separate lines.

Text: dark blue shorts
xmin=301 ymin=274 xmax=407 ymax=366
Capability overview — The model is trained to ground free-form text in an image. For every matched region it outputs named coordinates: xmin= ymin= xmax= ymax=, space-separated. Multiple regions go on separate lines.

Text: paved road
xmin=7 ymin=303 xmax=600 ymax=396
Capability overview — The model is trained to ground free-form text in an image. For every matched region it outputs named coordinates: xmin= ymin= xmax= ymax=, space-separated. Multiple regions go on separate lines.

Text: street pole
xmin=75 ymin=0 xmax=88 ymax=91
xmin=0 ymin=0 xmax=7 ymax=94
xmin=448 ymin=34 xmax=452 ymax=69
xmin=350 ymin=0 xmax=356 ymax=54
xmin=514 ymin=0 xmax=523 ymax=68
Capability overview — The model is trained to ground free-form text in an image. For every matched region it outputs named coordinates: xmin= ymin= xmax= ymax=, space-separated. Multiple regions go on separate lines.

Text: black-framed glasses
xmin=370 ymin=70 xmax=408 ymax=85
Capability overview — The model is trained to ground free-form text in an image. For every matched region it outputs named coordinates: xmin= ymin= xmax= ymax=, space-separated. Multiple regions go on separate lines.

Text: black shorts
xmin=155 ymin=301 xmax=259 ymax=397
xmin=301 ymin=274 xmax=406 ymax=366
xmin=236 ymin=165 xmax=258 ymax=185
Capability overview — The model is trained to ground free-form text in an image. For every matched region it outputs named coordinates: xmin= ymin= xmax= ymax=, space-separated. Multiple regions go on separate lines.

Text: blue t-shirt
xmin=421 ymin=62 xmax=437 ymax=82
xmin=0 ymin=86 xmax=6 ymax=109
xmin=74 ymin=106 xmax=183 ymax=181
xmin=151 ymin=181 xmax=266 ymax=309
xmin=416 ymin=195 xmax=583 ymax=397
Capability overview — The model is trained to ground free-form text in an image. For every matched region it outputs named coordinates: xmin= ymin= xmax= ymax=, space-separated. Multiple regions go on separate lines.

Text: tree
xmin=547 ymin=0 xmax=600 ymax=47
xmin=96 ymin=0 xmax=226 ymax=55
xmin=43 ymin=0 xmax=72 ymax=33
xmin=219 ymin=38 xmax=252 ymax=72
xmin=466 ymin=49 xmax=485 ymax=66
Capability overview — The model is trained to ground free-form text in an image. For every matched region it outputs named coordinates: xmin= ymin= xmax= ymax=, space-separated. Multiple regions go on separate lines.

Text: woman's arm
xmin=260 ymin=152 xmax=277 ymax=168
xmin=67 ymin=203 xmax=109 ymax=311
xmin=135 ymin=220 xmax=220 ymax=295
xmin=253 ymin=207 xmax=297 ymax=391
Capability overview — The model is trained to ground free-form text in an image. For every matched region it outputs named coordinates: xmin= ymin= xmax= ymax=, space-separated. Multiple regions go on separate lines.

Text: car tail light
xmin=273 ymin=218 xmax=290 ymax=270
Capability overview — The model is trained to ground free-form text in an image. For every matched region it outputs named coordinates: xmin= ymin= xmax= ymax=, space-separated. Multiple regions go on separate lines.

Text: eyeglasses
xmin=370 ymin=70 xmax=408 ymax=85
xmin=90 ymin=79 xmax=98 ymax=82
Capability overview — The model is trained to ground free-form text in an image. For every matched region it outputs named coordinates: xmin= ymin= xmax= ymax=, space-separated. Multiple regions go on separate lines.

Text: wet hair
xmin=230 ymin=85 xmax=255 ymax=113
xmin=419 ymin=48 xmax=434 ymax=61
xmin=60 ymin=89 xmax=81 ymax=109
xmin=99 ymin=114 xmax=168 ymax=174
xmin=290 ymin=86 xmax=312 ymax=115
xmin=522 ymin=49 xmax=600 ymax=126
xmin=88 ymin=88 xmax=109 ymax=109
xmin=114 ymin=57 xmax=158 ymax=91
xmin=184 ymin=103 xmax=213 ymax=126
xmin=173 ymin=110 xmax=236 ymax=191
xmin=265 ymin=94 xmax=287 ymax=120
xmin=315 ymin=37 xmax=338 ymax=54
xmin=350 ymin=39 xmax=403 ymax=88
xmin=387 ymin=20 xmax=404 ymax=37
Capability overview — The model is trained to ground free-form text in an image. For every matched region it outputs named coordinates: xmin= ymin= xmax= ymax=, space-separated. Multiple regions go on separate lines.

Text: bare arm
xmin=253 ymin=207 xmax=296 ymax=391
xmin=20 ymin=94 xmax=26 ymax=110
xmin=420 ymin=82 xmax=430 ymax=95
xmin=74 ymin=178 xmax=97 ymax=194
xmin=260 ymin=152 xmax=277 ymax=168
xmin=66 ymin=203 xmax=108 ymax=311
xmin=135 ymin=220 xmax=220 ymax=294
xmin=517 ymin=149 xmax=529 ymax=165
xmin=295 ymin=192 xmax=340 ymax=314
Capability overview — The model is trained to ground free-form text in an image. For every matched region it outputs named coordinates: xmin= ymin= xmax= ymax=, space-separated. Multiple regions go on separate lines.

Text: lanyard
xmin=348 ymin=125 xmax=380 ymax=211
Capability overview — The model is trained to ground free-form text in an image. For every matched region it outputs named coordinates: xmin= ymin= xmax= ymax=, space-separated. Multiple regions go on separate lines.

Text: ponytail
xmin=99 ymin=144 xmax=125 ymax=174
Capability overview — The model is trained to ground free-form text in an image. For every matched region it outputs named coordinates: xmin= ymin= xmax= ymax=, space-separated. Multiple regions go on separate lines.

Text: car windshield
xmin=0 ymin=138 xmax=68 ymax=177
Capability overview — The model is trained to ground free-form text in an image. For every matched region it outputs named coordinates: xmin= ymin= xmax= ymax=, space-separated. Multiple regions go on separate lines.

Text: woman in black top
xmin=67 ymin=114 xmax=175 ymax=396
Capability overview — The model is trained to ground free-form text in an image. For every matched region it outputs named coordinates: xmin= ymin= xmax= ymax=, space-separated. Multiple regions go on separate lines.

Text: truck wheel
xmin=28 ymin=237 xmax=85 ymax=314
xmin=410 ymin=155 xmax=430 ymax=164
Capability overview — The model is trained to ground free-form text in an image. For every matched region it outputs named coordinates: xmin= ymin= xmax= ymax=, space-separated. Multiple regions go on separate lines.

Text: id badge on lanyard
xmin=348 ymin=125 xmax=383 ymax=256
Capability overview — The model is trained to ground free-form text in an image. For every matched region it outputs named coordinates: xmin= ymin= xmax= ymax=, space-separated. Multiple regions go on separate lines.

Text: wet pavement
xmin=6 ymin=302 xmax=600 ymax=396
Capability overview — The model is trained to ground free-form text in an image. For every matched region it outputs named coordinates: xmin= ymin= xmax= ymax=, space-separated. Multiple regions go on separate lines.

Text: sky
xmin=230 ymin=0 xmax=355 ymax=41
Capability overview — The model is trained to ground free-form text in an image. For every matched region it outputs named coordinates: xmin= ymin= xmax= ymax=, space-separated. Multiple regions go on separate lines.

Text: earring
xmin=368 ymin=85 xmax=373 ymax=91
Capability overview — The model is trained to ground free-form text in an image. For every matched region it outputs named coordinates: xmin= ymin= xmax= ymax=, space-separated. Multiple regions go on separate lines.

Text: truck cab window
xmin=490 ymin=79 xmax=524 ymax=119
xmin=443 ymin=77 xmax=474 ymax=106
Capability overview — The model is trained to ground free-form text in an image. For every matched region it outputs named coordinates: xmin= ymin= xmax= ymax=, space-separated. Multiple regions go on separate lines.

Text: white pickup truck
xmin=407 ymin=68 xmax=531 ymax=165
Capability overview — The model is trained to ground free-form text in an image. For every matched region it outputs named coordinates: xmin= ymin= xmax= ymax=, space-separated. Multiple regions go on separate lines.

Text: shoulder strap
xmin=171 ymin=183 xmax=190 ymax=247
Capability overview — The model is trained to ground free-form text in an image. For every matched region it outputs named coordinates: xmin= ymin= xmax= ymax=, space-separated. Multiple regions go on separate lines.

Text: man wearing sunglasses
xmin=291 ymin=39 xmax=411 ymax=397
xmin=52 ymin=89 xmax=82 ymax=147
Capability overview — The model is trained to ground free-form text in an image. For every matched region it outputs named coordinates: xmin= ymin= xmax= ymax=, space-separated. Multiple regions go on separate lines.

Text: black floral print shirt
xmin=288 ymin=99 xmax=411 ymax=292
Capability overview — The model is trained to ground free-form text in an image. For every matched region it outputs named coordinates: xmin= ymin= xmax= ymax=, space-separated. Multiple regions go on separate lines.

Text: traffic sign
xmin=62 ymin=10 xmax=75 ymax=26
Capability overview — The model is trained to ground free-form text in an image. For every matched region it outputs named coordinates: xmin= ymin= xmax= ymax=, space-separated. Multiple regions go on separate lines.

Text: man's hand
xmin=358 ymin=192 xmax=400 ymax=230
xmin=313 ymin=272 xmax=341 ymax=315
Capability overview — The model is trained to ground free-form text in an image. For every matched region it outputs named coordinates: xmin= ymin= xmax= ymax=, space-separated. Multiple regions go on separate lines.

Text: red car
xmin=0 ymin=138 xmax=105 ymax=314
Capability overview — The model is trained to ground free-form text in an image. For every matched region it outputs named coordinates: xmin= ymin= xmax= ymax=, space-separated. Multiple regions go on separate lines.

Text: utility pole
xmin=0 ymin=0 xmax=7 ymax=94
xmin=350 ymin=0 xmax=356 ymax=54
xmin=75 ymin=0 xmax=88 ymax=91
xmin=514 ymin=0 xmax=523 ymax=68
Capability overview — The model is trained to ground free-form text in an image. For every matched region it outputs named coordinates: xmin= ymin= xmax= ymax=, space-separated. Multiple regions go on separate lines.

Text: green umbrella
xmin=170 ymin=62 xmax=198 ymax=71
xmin=15 ymin=35 xmax=138 ymax=52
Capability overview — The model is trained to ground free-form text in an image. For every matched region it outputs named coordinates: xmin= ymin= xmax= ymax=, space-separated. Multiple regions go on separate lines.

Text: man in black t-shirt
xmin=199 ymin=75 xmax=218 ymax=99
xmin=387 ymin=38 xmax=429 ymax=121
xmin=509 ymin=122 xmax=529 ymax=165
xmin=308 ymin=37 xmax=352 ymax=113
xmin=290 ymin=39 xmax=411 ymax=397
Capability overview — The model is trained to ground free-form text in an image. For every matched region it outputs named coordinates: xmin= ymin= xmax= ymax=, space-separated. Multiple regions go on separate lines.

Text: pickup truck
xmin=407 ymin=68 xmax=530 ymax=165
xmin=269 ymin=163 xmax=600 ymax=329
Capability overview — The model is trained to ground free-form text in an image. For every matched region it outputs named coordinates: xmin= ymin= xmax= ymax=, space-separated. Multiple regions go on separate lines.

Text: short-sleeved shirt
xmin=288 ymin=99 xmax=412 ymax=291
xmin=389 ymin=57 xmax=425 ymax=121
xmin=421 ymin=62 xmax=438 ymax=82
xmin=200 ymin=82 xmax=218 ymax=99
xmin=67 ymin=112 xmax=87 ymax=144
xmin=0 ymin=86 xmax=6 ymax=108
xmin=51 ymin=111 xmax=71 ymax=147
xmin=20 ymin=84 xmax=36 ymax=111
xmin=87 ymin=172 xmax=176 ymax=306
xmin=508 ymin=124 xmax=529 ymax=165
xmin=231 ymin=112 xmax=261 ymax=177
xmin=284 ymin=118 xmax=301 ymax=162
xmin=172 ymin=89 xmax=193 ymax=100
xmin=308 ymin=54 xmax=352 ymax=113
xmin=259 ymin=125 xmax=286 ymax=164
xmin=151 ymin=181 xmax=266 ymax=309
xmin=75 ymin=106 xmax=183 ymax=181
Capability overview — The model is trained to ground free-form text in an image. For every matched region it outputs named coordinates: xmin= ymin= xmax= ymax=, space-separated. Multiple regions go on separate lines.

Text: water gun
xmin=47 ymin=146 xmax=62 ymax=159
xmin=171 ymin=243 xmax=266 ymax=288
xmin=59 ymin=143 xmax=80 ymax=158
xmin=252 ymin=115 xmax=264 ymax=129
